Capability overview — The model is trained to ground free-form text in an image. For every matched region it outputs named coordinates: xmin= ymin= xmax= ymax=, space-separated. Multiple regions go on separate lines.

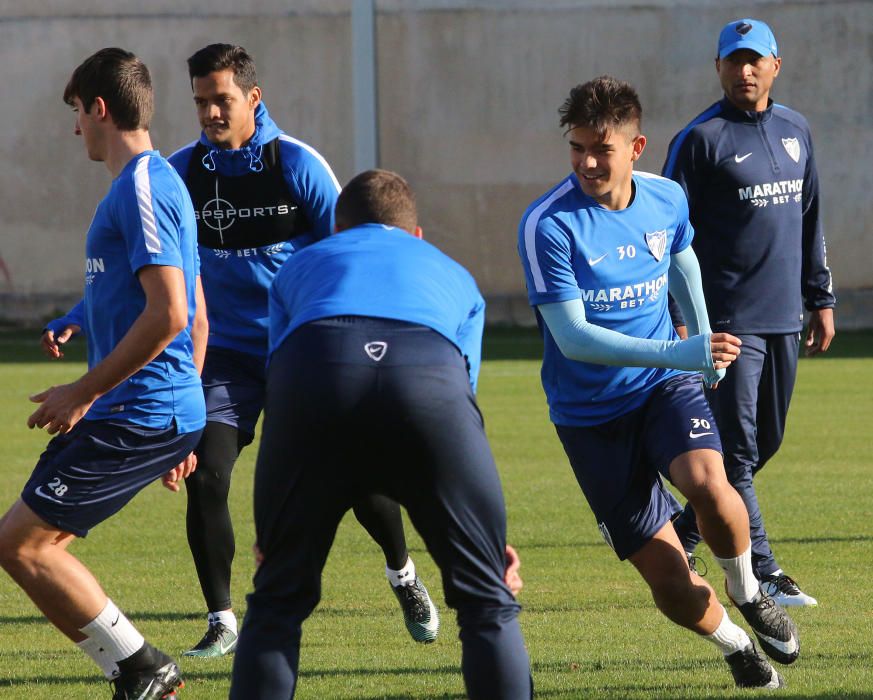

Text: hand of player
xmin=41 ymin=325 xmax=80 ymax=359
xmin=162 ymin=452 xmax=198 ymax=492
xmin=710 ymin=332 xmax=742 ymax=369
xmin=253 ymin=542 xmax=264 ymax=569
xmin=27 ymin=381 xmax=95 ymax=434
xmin=805 ymin=308 xmax=834 ymax=356
xmin=504 ymin=544 xmax=523 ymax=597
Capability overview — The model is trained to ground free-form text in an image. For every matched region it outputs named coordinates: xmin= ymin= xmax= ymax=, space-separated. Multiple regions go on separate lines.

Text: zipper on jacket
xmin=757 ymin=118 xmax=779 ymax=174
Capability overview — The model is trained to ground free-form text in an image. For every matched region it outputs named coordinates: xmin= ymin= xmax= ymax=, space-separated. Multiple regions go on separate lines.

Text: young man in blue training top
xmin=662 ymin=19 xmax=834 ymax=607
xmin=47 ymin=43 xmax=437 ymax=656
xmin=230 ymin=169 xmax=532 ymax=700
xmin=518 ymin=76 xmax=801 ymax=689
xmin=1 ymin=48 xmax=205 ymax=700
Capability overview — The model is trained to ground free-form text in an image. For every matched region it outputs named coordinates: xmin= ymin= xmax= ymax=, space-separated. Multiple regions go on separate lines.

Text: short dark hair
xmin=558 ymin=76 xmax=642 ymax=138
xmin=187 ymin=44 xmax=258 ymax=94
xmin=335 ymin=169 xmax=418 ymax=234
xmin=63 ymin=48 xmax=153 ymax=131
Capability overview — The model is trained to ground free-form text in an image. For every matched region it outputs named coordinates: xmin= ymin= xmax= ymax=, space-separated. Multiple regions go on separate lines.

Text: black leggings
xmin=185 ymin=422 xmax=409 ymax=611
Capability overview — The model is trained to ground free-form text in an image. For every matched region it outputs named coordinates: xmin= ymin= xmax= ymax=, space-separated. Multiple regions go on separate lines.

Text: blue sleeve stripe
xmin=278 ymin=134 xmax=341 ymax=193
xmin=522 ymin=179 xmax=574 ymax=293
xmin=662 ymin=103 xmax=723 ymax=178
xmin=133 ymin=156 xmax=162 ymax=254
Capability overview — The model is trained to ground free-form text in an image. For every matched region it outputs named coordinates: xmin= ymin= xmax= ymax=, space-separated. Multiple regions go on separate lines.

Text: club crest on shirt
xmin=364 ymin=341 xmax=388 ymax=361
xmin=782 ymin=137 xmax=801 ymax=163
xmin=644 ymin=230 xmax=667 ymax=262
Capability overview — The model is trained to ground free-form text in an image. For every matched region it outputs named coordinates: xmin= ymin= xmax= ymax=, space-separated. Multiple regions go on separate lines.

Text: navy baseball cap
xmin=717 ymin=19 xmax=778 ymax=59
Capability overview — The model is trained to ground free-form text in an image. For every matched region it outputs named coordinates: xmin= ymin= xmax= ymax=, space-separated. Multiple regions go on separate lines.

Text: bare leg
xmin=0 ymin=499 xmax=107 ymax=641
xmin=669 ymin=448 xmax=750 ymax=558
xmin=628 ymin=520 xmax=723 ymax=634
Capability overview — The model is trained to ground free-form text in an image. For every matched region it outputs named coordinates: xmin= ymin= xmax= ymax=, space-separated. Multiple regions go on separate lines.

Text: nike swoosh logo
xmin=688 ymin=431 xmax=714 ymax=439
xmin=757 ymin=631 xmax=798 ymax=656
xmin=111 ymin=614 xmax=120 ymax=627
xmin=34 ymin=486 xmax=63 ymax=503
xmin=588 ymin=253 xmax=608 ymax=266
xmin=734 ymin=153 xmax=752 ymax=163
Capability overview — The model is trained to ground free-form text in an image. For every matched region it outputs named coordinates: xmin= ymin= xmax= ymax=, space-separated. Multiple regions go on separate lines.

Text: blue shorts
xmin=21 ymin=420 xmax=202 ymax=537
xmin=556 ymin=373 xmax=722 ymax=560
xmin=202 ymin=346 xmax=267 ymax=438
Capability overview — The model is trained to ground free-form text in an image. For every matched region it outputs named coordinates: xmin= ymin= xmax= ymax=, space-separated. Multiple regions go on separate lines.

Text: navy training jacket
xmin=663 ymin=97 xmax=834 ymax=334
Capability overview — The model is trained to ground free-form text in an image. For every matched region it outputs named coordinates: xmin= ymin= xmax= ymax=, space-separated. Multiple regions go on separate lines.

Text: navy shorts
xmin=202 ymin=346 xmax=267 ymax=439
xmin=21 ymin=420 xmax=203 ymax=537
xmin=556 ymin=373 xmax=721 ymax=560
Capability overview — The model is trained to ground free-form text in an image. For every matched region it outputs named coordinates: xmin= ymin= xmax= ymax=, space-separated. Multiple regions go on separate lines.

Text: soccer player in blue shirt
xmin=0 ymin=49 xmax=204 ymax=700
xmin=229 ymin=169 xmax=531 ymax=699
xmin=167 ymin=43 xmax=435 ymax=657
xmin=662 ymin=19 xmax=834 ymax=607
xmin=47 ymin=44 xmax=436 ymax=656
xmin=518 ymin=76 xmax=800 ymax=689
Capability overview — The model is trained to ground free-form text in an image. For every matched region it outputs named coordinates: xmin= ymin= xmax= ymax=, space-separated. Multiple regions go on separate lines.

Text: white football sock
xmin=386 ymin=556 xmax=416 ymax=587
xmin=76 ymin=635 xmax=120 ymax=679
xmin=208 ymin=609 xmax=238 ymax=634
xmin=704 ymin=605 xmax=752 ymax=656
xmin=714 ymin=543 xmax=760 ymax=605
xmin=78 ymin=599 xmax=145 ymax=665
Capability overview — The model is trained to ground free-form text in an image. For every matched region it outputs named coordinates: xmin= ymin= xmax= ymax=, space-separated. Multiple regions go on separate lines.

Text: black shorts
xmin=556 ymin=373 xmax=721 ymax=559
xmin=22 ymin=420 xmax=202 ymax=537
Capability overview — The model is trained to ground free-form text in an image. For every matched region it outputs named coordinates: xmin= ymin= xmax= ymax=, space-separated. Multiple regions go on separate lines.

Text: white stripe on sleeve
xmin=278 ymin=134 xmax=341 ymax=193
xmin=133 ymin=156 xmax=161 ymax=254
xmin=522 ymin=180 xmax=574 ymax=293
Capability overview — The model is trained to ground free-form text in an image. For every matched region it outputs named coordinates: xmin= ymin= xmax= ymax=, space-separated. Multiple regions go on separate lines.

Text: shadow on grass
xmin=0 ymin=610 xmax=202 ymax=626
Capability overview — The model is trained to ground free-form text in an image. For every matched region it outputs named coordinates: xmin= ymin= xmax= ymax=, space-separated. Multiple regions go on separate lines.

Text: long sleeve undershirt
xmin=538 ymin=246 xmax=724 ymax=386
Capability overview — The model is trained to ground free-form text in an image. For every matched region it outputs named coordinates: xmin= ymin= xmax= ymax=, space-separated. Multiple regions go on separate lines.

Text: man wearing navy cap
xmin=663 ymin=19 xmax=835 ymax=607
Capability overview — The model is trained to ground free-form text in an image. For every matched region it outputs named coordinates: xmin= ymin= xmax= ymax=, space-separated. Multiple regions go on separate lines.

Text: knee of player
xmin=0 ymin=533 xmax=42 ymax=573
xmin=673 ymin=453 xmax=731 ymax=502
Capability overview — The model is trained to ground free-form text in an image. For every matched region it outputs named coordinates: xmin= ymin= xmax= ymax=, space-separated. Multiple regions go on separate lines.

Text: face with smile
xmin=192 ymin=68 xmax=261 ymax=150
xmin=568 ymin=122 xmax=646 ymax=211
xmin=717 ymin=48 xmax=781 ymax=112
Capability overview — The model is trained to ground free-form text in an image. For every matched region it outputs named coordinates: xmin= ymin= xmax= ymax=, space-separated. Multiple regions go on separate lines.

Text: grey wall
xmin=1 ymin=1 xmax=870 ymax=327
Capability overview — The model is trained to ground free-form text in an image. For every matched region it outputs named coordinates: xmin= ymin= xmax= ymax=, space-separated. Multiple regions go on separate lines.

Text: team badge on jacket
xmin=645 ymin=230 xmax=667 ymax=261
xmin=782 ymin=137 xmax=800 ymax=163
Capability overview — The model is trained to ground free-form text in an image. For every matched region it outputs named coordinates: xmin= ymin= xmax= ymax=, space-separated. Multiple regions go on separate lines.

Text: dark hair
xmin=63 ymin=48 xmax=153 ymax=131
xmin=558 ymin=76 xmax=642 ymax=137
xmin=335 ymin=169 xmax=418 ymax=234
xmin=187 ymin=44 xmax=258 ymax=94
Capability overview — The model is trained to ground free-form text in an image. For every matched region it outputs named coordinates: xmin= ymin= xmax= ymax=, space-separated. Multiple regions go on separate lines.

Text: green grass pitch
xmin=0 ymin=327 xmax=871 ymax=699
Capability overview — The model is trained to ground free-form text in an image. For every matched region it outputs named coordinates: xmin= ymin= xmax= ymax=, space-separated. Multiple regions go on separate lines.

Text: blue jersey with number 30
xmin=518 ymin=171 xmax=694 ymax=426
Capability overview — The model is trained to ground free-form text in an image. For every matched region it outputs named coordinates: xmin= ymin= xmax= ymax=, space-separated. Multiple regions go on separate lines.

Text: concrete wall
xmin=1 ymin=1 xmax=870 ymax=327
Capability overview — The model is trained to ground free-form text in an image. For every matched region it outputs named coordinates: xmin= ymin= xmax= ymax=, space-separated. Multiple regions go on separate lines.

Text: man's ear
xmin=631 ymin=134 xmax=647 ymax=162
xmin=92 ymin=96 xmax=108 ymax=121
xmin=248 ymin=86 xmax=262 ymax=110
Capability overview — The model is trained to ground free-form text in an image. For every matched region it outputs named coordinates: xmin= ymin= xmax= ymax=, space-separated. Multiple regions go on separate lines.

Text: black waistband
xmin=308 ymin=316 xmax=432 ymax=332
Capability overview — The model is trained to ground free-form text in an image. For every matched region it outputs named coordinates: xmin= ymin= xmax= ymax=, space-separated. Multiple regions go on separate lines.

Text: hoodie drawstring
xmin=246 ymin=144 xmax=264 ymax=173
xmin=201 ymin=149 xmax=217 ymax=172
